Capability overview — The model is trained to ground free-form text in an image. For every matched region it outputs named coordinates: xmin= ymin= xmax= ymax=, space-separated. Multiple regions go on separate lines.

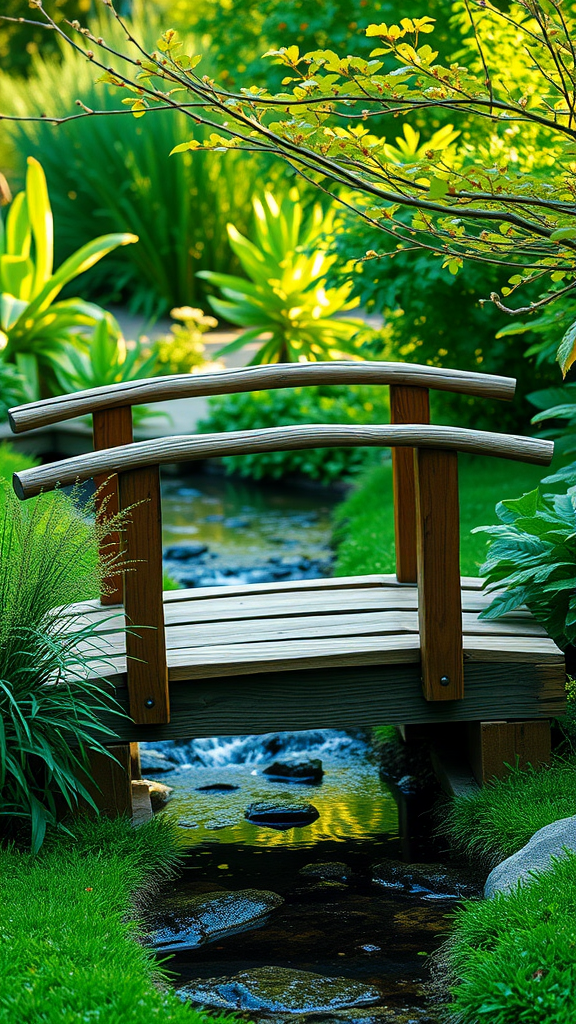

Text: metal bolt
xmin=144 ymin=698 xmax=155 ymax=708
xmin=440 ymin=676 xmax=450 ymax=687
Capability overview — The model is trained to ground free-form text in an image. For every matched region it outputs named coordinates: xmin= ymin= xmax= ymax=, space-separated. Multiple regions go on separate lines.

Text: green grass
xmin=442 ymin=757 xmax=576 ymax=867
xmin=333 ymin=455 xmax=546 ymax=577
xmin=0 ymin=815 xmax=229 ymax=1023
xmin=441 ymin=853 xmax=576 ymax=1024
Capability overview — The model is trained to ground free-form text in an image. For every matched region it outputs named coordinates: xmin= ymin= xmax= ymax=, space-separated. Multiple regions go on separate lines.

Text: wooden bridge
xmin=9 ymin=362 xmax=566 ymax=807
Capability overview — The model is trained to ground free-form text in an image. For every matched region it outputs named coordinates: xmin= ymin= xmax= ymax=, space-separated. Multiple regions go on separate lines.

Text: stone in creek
xmin=148 ymin=889 xmax=283 ymax=953
xmin=224 ymin=516 xmax=252 ymax=529
xmin=372 ymin=861 xmax=481 ymax=900
xmin=262 ymin=759 xmax=324 ymax=784
xmin=196 ymin=782 xmax=240 ymax=792
xmin=245 ymin=801 xmax=320 ymax=831
xmin=299 ymin=861 xmax=350 ymax=881
xmin=178 ymin=966 xmax=381 ymax=1012
xmin=141 ymin=779 xmax=173 ymax=811
xmin=164 ymin=542 xmax=209 ymax=560
xmin=138 ymin=749 xmax=178 ymax=774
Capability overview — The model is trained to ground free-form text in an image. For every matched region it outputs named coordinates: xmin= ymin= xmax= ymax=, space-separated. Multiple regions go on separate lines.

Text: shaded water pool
xmin=143 ymin=732 xmax=477 ymax=1024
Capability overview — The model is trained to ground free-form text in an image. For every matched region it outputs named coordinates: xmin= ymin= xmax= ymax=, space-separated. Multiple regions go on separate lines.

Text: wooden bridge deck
xmin=61 ymin=573 xmax=566 ymax=746
xmin=72 ymin=574 xmax=562 ymax=683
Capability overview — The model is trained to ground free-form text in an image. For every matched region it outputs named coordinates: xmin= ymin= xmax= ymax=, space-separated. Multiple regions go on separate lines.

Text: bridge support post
xmin=414 ymin=448 xmax=464 ymax=701
xmin=390 ymin=385 xmax=430 ymax=583
xmin=467 ymin=720 xmax=551 ymax=784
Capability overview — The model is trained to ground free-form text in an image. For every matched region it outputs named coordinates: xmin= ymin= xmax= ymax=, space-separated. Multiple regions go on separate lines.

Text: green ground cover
xmin=0 ymin=815 xmax=226 ymax=1024
xmin=440 ymin=762 xmax=576 ymax=1024
xmin=333 ymin=456 xmax=546 ymax=577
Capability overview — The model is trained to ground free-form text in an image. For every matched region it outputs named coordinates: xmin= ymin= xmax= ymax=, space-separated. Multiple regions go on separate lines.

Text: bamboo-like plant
xmin=0 ymin=482 xmax=128 ymax=853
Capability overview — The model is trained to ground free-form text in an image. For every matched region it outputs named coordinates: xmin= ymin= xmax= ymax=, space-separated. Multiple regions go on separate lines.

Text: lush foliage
xmin=442 ymin=756 xmax=576 ymax=865
xmin=0 ymin=814 xmax=230 ymax=1022
xmin=0 ymin=0 xmax=93 ymax=76
xmin=199 ymin=385 xmax=389 ymax=482
xmin=0 ymin=12 xmax=282 ymax=314
xmin=441 ymin=853 xmax=576 ymax=1024
xmin=0 ymin=156 xmax=135 ymax=401
xmin=152 ymin=305 xmax=219 ymax=374
xmin=475 ymin=482 xmax=576 ymax=650
xmin=40 ymin=1 xmax=576 ymax=373
xmin=0 ymin=482 xmax=126 ymax=851
xmin=54 ymin=314 xmax=158 ymax=393
xmin=529 ymin=381 xmax=576 ymax=486
xmin=333 ymin=456 xmax=545 ymax=578
xmin=198 ymin=190 xmax=365 ymax=364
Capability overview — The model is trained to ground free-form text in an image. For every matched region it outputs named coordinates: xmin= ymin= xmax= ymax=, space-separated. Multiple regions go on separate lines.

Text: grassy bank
xmin=0 ymin=816 xmax=226 ymax=1024
xmin=439 ymin=760 xmax=576 ymax=1024
xmin=333 ymin=455 xmax=545 ymax=577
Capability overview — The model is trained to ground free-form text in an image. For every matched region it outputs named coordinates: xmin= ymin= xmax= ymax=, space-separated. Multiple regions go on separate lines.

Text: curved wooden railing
xmin=8 ymin=361 xmax=516 ymax=433
xmin=12 ymin=425 xmax=553 ymax=727
xmin=13 ymin=425 xmax=552 ymax=498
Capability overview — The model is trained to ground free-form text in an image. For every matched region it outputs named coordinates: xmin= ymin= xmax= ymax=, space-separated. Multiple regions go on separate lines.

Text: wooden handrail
xmin=8 ymin=361 xmax=516 ymax=433
xmin=13 ymin=424 xmax=553 ymax=499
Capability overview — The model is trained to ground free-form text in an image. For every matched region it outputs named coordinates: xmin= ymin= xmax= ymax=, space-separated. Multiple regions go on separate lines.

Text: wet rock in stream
xmin=245 ymin=801 xmax=320 ymax=830
xmin=263 ymin=759 xmax=324 ymax=784
xmin=148 ymin=889 xmax=284 ymax=952
xmin=371 ymin=861 xmax=481 ymax=900
xmin=299 ymin=861 xmax=351 ymax=882
xmin=178 ymin=966 xmax=381 ymax=1012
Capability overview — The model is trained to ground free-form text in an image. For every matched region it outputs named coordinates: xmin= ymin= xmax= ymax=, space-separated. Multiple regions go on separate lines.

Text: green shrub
xmin=442 ymin=757 xmax=576 ymax=866
xmin=475 ymin=482 xmax=576 ymax=651
xmin=198 ymin=190 xmax=366 ymax=364
xmin=442 ymin=854 xmax=576 ymax=1024
xmin=199 ymin=384 xmax=390 ymax=482
xmin=0 ymin=482 xmax=127 ymax=851
xmin=0 ymin=12 xmax=283 ymax=314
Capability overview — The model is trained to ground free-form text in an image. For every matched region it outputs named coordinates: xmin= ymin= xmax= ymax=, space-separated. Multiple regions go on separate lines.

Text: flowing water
xmin=142 ymin=472 xmax=479 ymax=1023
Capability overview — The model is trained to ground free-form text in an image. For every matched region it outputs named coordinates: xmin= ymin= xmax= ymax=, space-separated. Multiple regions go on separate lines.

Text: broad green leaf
xmin=10 ymin=233 xmax=138 ymax=335
xmin=549 ymin=226 xmax=576 ymax=241
xmin=428 ymin=177 xmax=449 ymax=200
xmin=5 ymin=191 xmax=31 ymax=258
xmin=25 ymin=157 xmax=53 ymax=296
xmin=557 ymin=318 xmax=576 ymax=376
xmin=0 ymin=255 xmax=34 ymax=301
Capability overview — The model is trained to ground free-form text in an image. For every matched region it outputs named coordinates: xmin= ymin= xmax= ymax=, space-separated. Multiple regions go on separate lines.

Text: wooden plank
xmin=430 ymin=745 xmax=480 ymax=798
xmin=77 ymin=609 xmax=548 ymax=658
xmin=80 ymin=630 xmax=563 ymax=687
xmin=62 ymin=586 xmax=519 ymax=630
xmin=79 ymin=744 xmax=132 ymax=817
xmin=90 ymin=661 xmax=566 ymax=744
xmin=415 ymin=448 xmax=463 ymax=700
xmin=13 ymin=425 xmax=554 ymax=499
xmin=119 ymin=465 xmax=170 ymax=725
xmin=467 ymin=720 xmax=552 ymax=783
xmin=93 ymin=406 xmax=133 ymax=606
xmin=8 ymin=361 xmax=517 ymax=433
xmin=390 ymin=384 xmax=430 ymax=583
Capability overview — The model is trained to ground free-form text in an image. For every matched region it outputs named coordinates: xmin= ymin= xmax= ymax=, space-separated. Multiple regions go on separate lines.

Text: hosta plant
xmin=198 ymin=190 xmax=365 ymax=364
xmin=0 ymin=482 xmax=127 ymax=852
xmin=474 ymin=484 xmax=576 ymax=651
xmin=529 ymin=382 xmax=576 ymax=488
xmin=0 ymin=156 xmax=137 ymax=400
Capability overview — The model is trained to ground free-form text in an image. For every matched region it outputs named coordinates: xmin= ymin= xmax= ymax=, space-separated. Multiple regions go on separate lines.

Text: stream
xmin=139 ymin=470 xmax=481 ymax=1023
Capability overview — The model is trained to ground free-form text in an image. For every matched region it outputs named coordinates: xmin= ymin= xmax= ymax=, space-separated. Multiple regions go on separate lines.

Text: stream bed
xmin=142 ymin=471 xmax=480 ymax=1023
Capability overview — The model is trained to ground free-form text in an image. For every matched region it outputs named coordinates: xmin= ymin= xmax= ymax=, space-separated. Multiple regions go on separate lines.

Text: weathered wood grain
xmin=93 ymin=406 xmax=133 ymax=606
xmin=416 ymin=448 xmax=464 ymax=700
xmin=89 ymin=661 xmax=566 ymax=744
xmin=118 ymin=466 xmax=170 ymax=725
xmin=390 ymin=384 xmax=430 ymax=583
xmin=8 ymin=361 xmax=516 ymax=432
xmin=13 ymin=425 xmax=554 ymax=498
xmin=467 ymin=720 xmax=552 ymax=783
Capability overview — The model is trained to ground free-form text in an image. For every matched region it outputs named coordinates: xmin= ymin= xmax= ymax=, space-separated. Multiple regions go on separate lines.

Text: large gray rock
xmin=372 ymin=861 xmax=480 ymax=900
xmin=147 ymin=889 xmax=283 ymax=952
xmin=178 ymin=966 xmax=381 ymax=1012
xmin=484 ymin=815 xmax=576 ymax=898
